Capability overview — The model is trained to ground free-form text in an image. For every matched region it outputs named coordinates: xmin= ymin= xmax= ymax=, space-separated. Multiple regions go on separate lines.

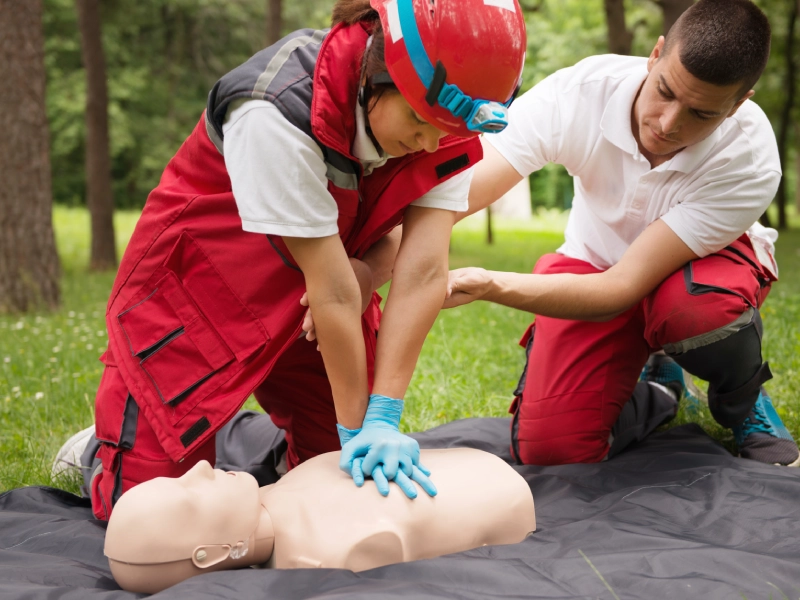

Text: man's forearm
xmin=485 ymin=270 xmax=635 ymax=321
xmin=447 ymin=220 xmax=699 ymax=321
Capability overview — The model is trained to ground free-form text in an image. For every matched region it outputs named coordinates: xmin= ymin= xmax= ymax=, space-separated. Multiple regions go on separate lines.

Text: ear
xmin=728 ymin=89 xmax=755 ymax=117
xmin=647 ymin=36 xmax=666 ymax=72
xmin=191 ymin=545 xmax=232 ymax=569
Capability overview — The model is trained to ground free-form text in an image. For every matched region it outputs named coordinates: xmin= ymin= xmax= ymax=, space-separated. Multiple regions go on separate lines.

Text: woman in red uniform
xmin=88 ymin=0 xmax=526 ymax=519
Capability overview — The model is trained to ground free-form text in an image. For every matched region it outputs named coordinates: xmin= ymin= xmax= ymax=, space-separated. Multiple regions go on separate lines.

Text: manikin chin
xmin=104 ymin=448 xmax=536 ymax=594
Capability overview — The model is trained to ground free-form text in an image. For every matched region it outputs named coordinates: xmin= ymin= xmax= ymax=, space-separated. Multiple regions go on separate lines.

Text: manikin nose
xmin=185 ymin=459 xmax=216 ymax=481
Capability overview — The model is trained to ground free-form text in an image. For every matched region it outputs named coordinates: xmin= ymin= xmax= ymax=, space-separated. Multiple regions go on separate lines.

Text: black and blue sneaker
xmin=733 ymin=388 xmax=800 ymax=466
xmin=639 ymin=353 xmax=702 ymax=415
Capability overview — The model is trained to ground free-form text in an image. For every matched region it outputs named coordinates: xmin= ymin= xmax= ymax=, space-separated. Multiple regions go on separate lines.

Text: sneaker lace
xmin=738 ymin=401 xmax=774 ymax=437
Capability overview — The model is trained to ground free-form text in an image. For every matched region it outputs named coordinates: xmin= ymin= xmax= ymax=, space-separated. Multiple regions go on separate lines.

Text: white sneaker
xmin=51 ymin=425 xmax=96 ymax=479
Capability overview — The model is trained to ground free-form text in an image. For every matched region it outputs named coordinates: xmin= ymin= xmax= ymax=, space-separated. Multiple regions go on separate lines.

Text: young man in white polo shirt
xmin=445 ymin=0 xmax=799 ymax=466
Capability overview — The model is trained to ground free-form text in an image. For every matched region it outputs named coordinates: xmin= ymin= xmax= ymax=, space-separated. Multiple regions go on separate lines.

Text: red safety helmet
xmin=371 ymin=0 xmax=527 ymax=137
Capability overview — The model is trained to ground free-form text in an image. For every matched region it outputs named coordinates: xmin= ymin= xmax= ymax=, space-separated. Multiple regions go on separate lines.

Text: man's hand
xmin=443 ymin=267 xmax=492 ymax=308
xmin=301 ymin=257 xmax=374 ymax=343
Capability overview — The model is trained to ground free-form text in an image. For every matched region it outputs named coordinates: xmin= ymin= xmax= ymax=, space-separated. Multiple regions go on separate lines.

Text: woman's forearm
xmin=283 ymin=235 xmax=370 ymax=429
xmin=373 ymin=262 xmax=448 ymax=398
xmin=359 ymin=228 xmax=402 ymax=290
xmin=371 ymin=205 xmax=454 ymax=400
xmin=309 ymin=285 xmax=370 ymax=428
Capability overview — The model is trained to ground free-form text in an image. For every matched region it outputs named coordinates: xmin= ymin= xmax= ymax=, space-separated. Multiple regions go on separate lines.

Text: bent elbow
xmin=398 ymin=255 xmax=448 ymax=289
xmin=593 ymin=280 xmax=641 ymax=321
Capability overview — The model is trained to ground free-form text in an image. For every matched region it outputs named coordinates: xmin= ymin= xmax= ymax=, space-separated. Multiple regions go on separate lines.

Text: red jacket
xmin=100 ymin=22 xmax=481 ymax=462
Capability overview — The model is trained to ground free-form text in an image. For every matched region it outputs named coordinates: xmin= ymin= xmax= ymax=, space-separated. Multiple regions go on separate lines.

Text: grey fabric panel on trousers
xmin=2 ymin=418 xmax=800 ymax=599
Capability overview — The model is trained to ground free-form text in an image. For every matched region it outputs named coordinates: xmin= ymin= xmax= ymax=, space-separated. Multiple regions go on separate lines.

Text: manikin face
xmin=368 ymin=90 xmax=449 ymax=157
xmin=632 ymin=37 xmax=754 ymax=164
xmin=105 ymin=460 xmax=262 ymax=565
xmin=172 ymin=460 xmax=258 ymax=521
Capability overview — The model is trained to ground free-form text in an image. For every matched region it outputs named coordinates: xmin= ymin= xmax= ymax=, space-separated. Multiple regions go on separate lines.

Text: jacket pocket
xmin=118 ymin=270 xmax=234 ymax=405
xmin=684 ymin=236 xmax=772 ymax=309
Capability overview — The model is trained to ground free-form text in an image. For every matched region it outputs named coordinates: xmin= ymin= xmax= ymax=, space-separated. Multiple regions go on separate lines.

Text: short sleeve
xmin=660 ymin=168 xmax=781 ymax=257
xmin=484 ymin=72 xmax=564 ymax=177
xmin=222 ymin=99 xmax=339 ymax=238
xmin=410 ymin=167 xmax=474 ymax=212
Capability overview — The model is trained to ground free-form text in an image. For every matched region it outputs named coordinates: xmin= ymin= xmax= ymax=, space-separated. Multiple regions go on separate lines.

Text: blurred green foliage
xmin=43 ymin=0 xmax=797 ymax=210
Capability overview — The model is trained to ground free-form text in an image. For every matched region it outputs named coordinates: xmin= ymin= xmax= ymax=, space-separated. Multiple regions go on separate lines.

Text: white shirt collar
xmin=600 ymin=65 xmax=647 ymax=156
xmin=352 ymin=101 xmax=391 ymax=175
xmin=599 ymin=64 xmax=722 ymax=173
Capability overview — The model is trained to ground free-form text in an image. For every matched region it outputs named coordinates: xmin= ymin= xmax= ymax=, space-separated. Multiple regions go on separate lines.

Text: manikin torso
xmin=105 ymin=448 xmax=536 ymax=594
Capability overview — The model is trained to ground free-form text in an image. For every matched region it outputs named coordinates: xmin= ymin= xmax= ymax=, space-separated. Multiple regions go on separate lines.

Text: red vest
xmin=102 ymin=22 xmax=481 ymax=462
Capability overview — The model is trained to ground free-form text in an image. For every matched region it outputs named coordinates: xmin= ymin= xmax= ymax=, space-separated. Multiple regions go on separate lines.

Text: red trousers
xmin=91 ymin=335 xmax=352 ymax=520
xmin=511 ymin=235 xmax=774 ymax=466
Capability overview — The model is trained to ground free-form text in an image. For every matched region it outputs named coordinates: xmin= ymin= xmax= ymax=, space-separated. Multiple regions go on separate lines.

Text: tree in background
xmin=773 ymin=0 xmax=798 ymax=229
xmin=604 ymin=0 xmax=692 ymax=55
xmin=605 ymin=0 xmax=634 ymax=54
xmin=796 ymin=123 xmax=800 ymax=211
xmin=0 ymin=0 xmax=61 ymax=312
xmin=267 ymin=0 xmax=283 ymax=45
xmin=654 ymin=0 xmax=695 ymax=33
xmin=76 ymin=0 xmax=117 ymax=270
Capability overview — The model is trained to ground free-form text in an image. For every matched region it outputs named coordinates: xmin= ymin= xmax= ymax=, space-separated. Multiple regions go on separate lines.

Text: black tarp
xmin=2 ymin=418 xmax=799 ymax=599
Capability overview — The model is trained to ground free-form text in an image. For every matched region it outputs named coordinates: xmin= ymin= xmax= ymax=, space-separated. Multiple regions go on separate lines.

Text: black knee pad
xmin=608 ymin=381 xmax=678 ymax=459
xmin=669 ymin=308 xmax=771 ymax=428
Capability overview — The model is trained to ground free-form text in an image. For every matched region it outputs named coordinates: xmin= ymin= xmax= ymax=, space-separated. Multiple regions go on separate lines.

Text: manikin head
xmin=329 ymin=0 xmax=526 ymax=155
xmin=632 ymin=0 xmax=771 ymax=164
xmin=104 ymin=460 xmax=271 ymax=594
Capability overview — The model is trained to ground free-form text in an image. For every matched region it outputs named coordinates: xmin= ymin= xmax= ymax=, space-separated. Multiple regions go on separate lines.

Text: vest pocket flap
xmin=141 ymin=330 xmax=219 ymax=405
xmin=117 ymin=284 xmax=183 ymax=358
xmin=117 ymin=270 xmax=234 ymax=379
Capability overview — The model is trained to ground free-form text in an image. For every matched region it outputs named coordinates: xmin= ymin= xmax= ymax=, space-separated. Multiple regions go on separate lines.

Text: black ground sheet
xmin=2 ymin=418 xmax=799 ymax=599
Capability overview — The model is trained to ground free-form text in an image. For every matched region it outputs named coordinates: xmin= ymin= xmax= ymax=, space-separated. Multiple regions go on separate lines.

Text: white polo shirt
xmin=488 ymin=54 xmax=781 ymax=273
xmin=222 ymin=99 xmax=473 ymax=238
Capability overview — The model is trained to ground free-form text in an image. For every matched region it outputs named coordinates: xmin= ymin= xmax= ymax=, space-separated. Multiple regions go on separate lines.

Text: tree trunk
xmin=0 ymin=0 xmax=61 ymax=312
xmin=604 ymin=0 xmax=633 ymax=55
xmin=486 ymin=205 xmax=494 ymax=245
xmin=76 ymin=0 xmax=117 ymax=270
xmin=796 ymin=125 xmax=800 ymax=213
xmin=266 ymin=0 xmax=282 ymax=46
xmin=773 ymin=0 xmax=798 ymax=231
xmin=657 ymin=0 xmax=695 ymax=35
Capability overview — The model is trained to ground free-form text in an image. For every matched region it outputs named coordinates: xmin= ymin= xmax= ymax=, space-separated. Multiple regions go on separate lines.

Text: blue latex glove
xmin=337 ymin=394 xmax=437 ymax=499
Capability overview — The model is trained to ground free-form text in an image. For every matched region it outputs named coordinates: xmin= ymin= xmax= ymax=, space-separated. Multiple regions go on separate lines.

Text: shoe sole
xmin=777 ymin=455 xmax=800 ymax=468
xmin=51 ymin=425 xmax=96 ymax=479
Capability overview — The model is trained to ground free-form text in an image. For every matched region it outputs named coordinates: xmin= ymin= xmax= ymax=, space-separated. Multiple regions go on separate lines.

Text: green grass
xmin=1 ymin=206 xmax=799 ymax=493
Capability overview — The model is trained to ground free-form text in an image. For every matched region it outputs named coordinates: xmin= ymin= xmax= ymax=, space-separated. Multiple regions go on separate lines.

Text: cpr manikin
xmin=104 ymin=449 xmax=536 ymax=594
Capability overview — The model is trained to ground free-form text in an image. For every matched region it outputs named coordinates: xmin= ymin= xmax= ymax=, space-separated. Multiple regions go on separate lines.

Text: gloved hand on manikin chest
xmin=337 ymin=393 xmax=437 ymax=498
